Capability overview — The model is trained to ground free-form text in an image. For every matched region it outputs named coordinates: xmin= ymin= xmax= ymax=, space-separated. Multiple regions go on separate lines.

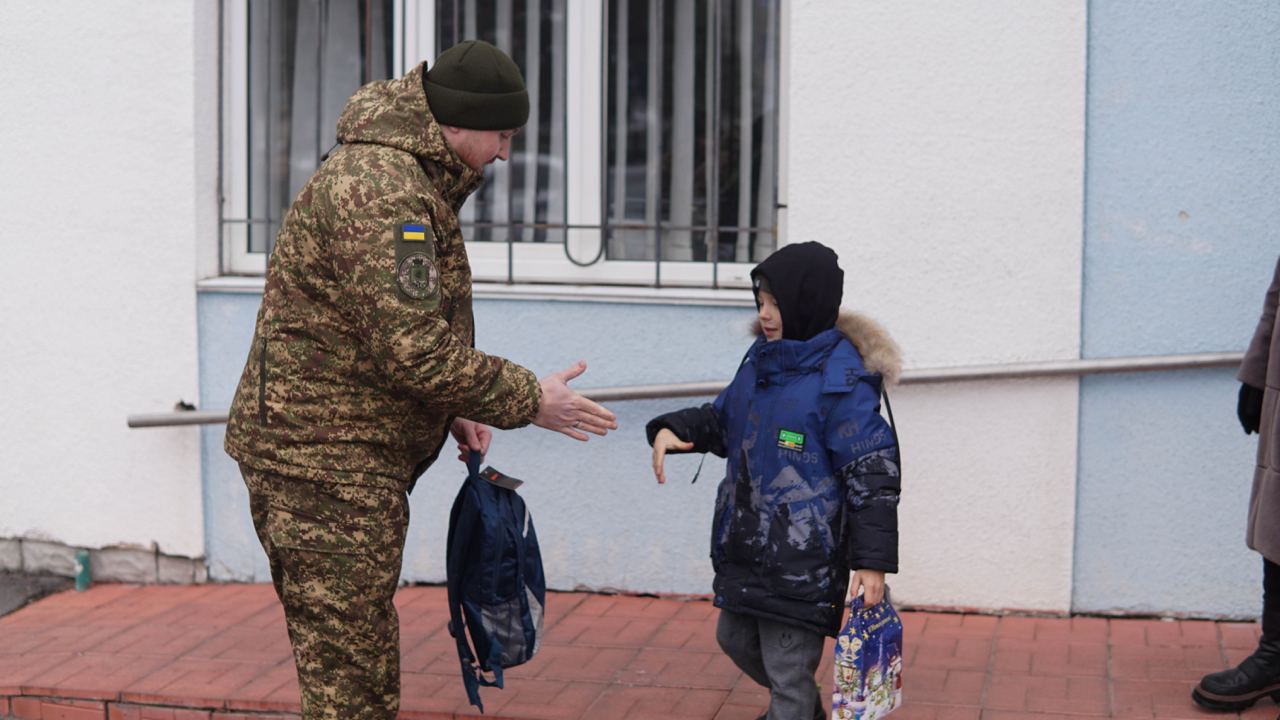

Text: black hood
xmin=750 ymin=242 xmax=844 ymax=341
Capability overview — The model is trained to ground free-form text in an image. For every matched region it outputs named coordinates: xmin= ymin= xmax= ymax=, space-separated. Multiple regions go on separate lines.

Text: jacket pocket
xmin=761 ymin=500 xmax=838 ymax=601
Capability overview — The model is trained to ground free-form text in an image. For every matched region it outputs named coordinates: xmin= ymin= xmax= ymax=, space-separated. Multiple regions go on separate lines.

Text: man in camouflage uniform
xmin=225 ymin=40 xmax=616 ymax=720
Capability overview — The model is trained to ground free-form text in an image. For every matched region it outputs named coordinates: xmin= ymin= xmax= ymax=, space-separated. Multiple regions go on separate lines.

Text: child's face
xmin=757 ymin=291 xmax=783 ymax=342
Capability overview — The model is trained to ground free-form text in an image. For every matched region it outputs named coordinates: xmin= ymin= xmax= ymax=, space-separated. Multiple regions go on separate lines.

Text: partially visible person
xmin=647 ymin=242 xmax=903 ymax=720
xmin=224 ymin=40 xmax=616 ymax=720
xmin=1194 ymin=256 xmax=1280 ymax=711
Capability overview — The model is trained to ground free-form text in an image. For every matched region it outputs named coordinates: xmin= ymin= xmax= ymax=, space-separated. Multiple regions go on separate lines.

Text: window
xmin=605 ymin=0 xmax=779 ymax=267
xmin=436 ymin=0 xmax=569 ymax=247
xmin=221 ymin=0 xmax=781 ymax=288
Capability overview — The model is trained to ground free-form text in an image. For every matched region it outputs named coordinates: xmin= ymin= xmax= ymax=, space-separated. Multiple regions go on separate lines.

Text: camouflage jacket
xmin=225 ymin=63 xmax=541 ymax=490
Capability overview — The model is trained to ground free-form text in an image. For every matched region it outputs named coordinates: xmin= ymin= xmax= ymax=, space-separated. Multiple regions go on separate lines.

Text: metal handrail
xmin=127 ymin=351 xmax=1243 ymax=428
xmin=130 ymin=410 xmax=234 ymax=428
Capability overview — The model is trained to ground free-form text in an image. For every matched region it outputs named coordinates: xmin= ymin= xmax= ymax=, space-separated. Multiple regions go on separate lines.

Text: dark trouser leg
xmin=1263 ymin=557 xmax=1280 ymax=640
xmin=1193 ymin=556 xmax=1280 ymax=711
xmin=757 ymin=618 xmax=825 ymax=720
xmin=243 ymin=466 xmax=408 ymax=720
xmin=716 ymin=609 xmax=771 ymax=688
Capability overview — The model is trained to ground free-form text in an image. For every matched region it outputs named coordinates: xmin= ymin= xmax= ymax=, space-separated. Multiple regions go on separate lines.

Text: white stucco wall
xmin=888 ymin=379 xmax=1080 ymax=612
xmin=788 ymin=0 xmax=1086 ymax=367
xmin=0 ymin=1 xmax=212 ymax=557
xmin=787 ymin=2 xmax=1087 ymax=611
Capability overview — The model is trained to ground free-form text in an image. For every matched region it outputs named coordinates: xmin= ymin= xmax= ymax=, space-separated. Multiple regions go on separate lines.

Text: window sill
xmin=470 ymin=282 xmax=754 ymax=306
xmin=198 ymin=276 xmax=265 ymax=293
xmin=197 ymin=276 xmax=755 ymax=307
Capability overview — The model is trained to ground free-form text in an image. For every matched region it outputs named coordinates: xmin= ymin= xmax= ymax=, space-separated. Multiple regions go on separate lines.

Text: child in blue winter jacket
xmin=647 ymin=242 xmax=902 ymax=720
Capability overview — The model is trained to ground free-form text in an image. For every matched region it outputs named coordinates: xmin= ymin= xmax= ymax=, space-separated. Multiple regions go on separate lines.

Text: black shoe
xmin=1192 ymin=638 xmax=1280 ymax=711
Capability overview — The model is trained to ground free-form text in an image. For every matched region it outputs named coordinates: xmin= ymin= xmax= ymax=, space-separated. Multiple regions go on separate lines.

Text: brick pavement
xmin=0 ymin=583 xmax=1273 ymax=719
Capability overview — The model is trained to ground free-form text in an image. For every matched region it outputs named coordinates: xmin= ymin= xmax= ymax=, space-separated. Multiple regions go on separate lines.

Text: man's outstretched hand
xmin=533 ymin=361 xmax=618 ymax=441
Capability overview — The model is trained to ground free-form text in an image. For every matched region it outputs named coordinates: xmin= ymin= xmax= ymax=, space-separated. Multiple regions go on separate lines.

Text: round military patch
xmin=397 ymin=253 xmax=439 ymax=299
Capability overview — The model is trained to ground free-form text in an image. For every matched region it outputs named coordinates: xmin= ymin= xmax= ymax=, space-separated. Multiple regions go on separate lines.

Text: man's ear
xmin=439 ymin=124 xmax=460 ymax=137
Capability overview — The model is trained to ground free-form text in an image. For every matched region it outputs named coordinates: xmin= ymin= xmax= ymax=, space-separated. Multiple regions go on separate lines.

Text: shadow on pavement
xmin=0 ymin=571 xmax=73 ymax=617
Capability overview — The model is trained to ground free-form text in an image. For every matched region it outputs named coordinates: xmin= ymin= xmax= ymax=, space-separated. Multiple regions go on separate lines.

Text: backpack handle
xmin=467 ymin=450 xmax=484 ymax=478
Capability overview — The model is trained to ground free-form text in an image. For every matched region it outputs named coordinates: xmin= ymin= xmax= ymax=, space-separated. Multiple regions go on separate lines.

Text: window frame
xmin=221 ymin=0 xmax=255 ymax=275
xmin=219 ymin=0 xmax=785 ymax=290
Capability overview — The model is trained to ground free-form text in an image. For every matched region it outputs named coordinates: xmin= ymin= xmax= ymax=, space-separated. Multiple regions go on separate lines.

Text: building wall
xmin=789 ymin=0 xmax=1087 ymax=368
xmin=1073 ymin=0 xmax=1280 ymax=616
xmin=0 ymin=1 xmax=214 ymax=558
xmin=1075 ymin=370 xmax=1260 ymax=617
xmin=1081 ymin=0 xmax=1280 ymax=359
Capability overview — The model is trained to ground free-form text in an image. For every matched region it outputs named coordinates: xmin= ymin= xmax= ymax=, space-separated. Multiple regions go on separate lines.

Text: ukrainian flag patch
xmin=401 ymin=223 xmax=427 ymax=242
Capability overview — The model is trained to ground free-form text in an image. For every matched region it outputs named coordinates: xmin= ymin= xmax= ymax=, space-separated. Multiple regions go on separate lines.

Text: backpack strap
xmin=511 ymin=494 xmax=529 ymax=665
xmin=447 ymin=451 xmax=488 ymax=712
xmin=881 ymin=385 xmax=902 ymax=471
xmin=489 ymin=465 xmax=530 ymax=668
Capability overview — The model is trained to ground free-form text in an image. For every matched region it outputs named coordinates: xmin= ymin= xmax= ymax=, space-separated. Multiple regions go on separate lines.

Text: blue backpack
xmin=446 ymin=452 xmax=546 ymax=713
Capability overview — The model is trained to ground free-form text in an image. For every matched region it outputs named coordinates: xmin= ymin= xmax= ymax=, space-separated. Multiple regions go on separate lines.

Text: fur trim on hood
xmin=836 ymin=311 xmax=902 ymax=387
xmin=752 ymin=310 xmax=902 ymax=387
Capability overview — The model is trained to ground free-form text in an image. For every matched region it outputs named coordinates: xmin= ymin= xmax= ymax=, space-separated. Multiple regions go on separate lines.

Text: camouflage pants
xmin=242 ymin=466 xmax=408 ymax=720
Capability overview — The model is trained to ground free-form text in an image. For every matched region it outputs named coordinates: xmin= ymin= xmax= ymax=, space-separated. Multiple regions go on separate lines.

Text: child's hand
xmin=651 ymin=428 xmax=694 ymax=484
xmin=849 ymin=569 xmax=886 ymax=606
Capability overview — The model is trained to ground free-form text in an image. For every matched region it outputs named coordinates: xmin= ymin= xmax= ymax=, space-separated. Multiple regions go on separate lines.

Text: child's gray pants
xmin=716 ymin=609 xmax=826 ymax=720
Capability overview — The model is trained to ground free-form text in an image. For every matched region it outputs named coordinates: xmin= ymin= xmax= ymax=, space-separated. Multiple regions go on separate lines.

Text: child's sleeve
xmin=826 ymin=379 xmax=901 ymax=573
xmin=644 ymin=388 xmax=729 ymax=458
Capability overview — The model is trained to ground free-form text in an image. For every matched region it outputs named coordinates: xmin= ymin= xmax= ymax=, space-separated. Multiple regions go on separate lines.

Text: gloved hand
xmin=1238 ymin=383 xmax=1264 ymax=435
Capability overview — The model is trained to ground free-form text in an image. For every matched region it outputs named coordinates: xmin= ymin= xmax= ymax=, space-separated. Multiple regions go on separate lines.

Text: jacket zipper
xmin=257 ymin=336 xmax=268 ymax=425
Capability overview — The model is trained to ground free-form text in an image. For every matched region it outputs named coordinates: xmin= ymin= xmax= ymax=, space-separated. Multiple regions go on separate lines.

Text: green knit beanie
xmin=424 ymin=40 xmax=529 ymax=130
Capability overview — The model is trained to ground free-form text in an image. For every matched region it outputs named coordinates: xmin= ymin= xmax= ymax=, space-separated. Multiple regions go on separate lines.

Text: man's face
xmin=442 ymin=126 xmax=520 ymax=172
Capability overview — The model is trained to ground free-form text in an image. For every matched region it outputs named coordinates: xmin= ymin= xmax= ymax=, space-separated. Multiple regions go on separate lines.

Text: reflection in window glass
xmin=437 ymin=0 xmax=568 ymax=246
xmin=606 ymin=0 xmax=779 ymax=263
xmin=246 ymin=0 xmax=393 ymax=254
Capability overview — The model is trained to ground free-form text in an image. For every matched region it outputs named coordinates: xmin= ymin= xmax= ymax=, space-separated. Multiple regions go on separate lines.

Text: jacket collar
xmin=336 ymin=62 xmax=484 ymax=211
xmin=749 ymin=328 xmax=844 ymax=379
xmin=751 ymin=309 xmax=902 ymax=387
xmin=418 ymin=153 xmax=484 ymax=212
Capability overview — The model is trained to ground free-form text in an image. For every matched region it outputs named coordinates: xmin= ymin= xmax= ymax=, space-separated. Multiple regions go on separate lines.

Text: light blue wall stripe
xmin=198 ymin=292 xmax=758 ymax=582
xmin=1074 ymin=369 xmax=1259 ymax=616
xmin=1075 ymin=0 xmax=1280 ymax=616
xmin=1082 ymin=0 xmax=1279 ymax=359
xmin=197 ymin=292 xmax=265 ymax=580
